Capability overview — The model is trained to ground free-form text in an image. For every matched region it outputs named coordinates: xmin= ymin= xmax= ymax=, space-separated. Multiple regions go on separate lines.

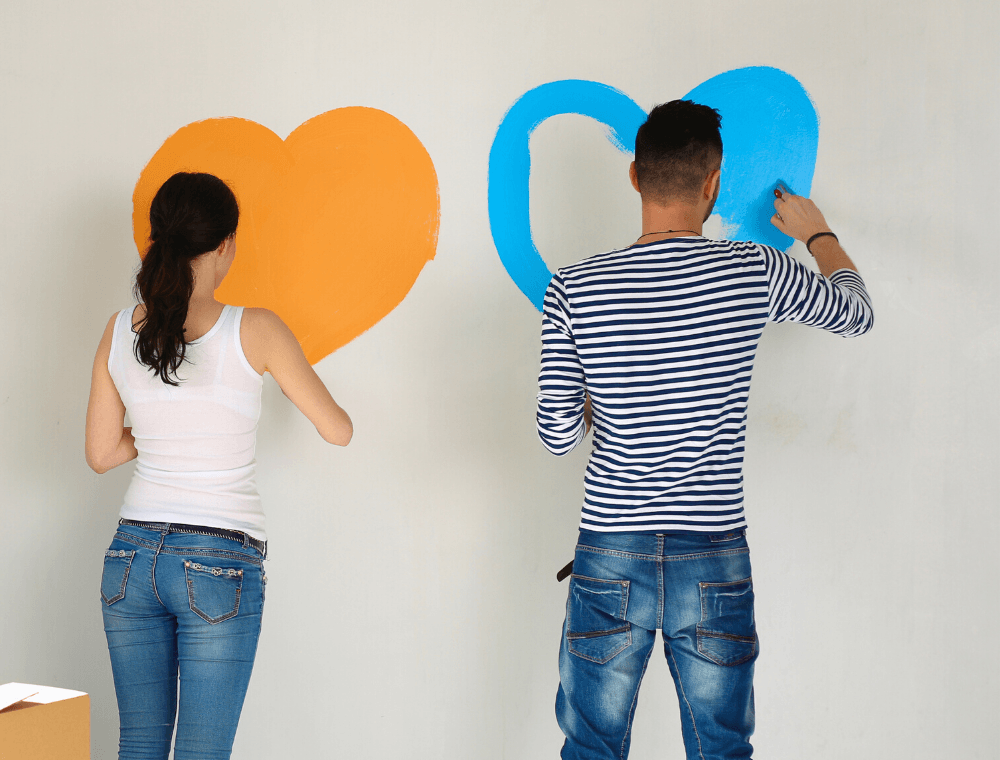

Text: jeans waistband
xmin=118 ymin=519 xmax=267 ymax=559
xmin=577 ymin=528 xmax=746 ymax=556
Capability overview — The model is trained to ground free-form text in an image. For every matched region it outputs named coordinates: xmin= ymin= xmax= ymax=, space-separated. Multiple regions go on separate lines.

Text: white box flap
xmin=0 ymin=683 xmax=41 ymax=712
xmin=0 ymin=682 xmax=87 ymax=712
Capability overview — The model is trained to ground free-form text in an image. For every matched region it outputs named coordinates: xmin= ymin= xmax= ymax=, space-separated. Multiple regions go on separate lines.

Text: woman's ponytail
xmin=132 ymin=173 xmax=239 ymax=385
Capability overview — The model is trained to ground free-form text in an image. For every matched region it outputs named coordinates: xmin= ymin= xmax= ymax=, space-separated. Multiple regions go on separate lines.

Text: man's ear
xmin=704 ymin=168 xmax=721 ymax=199
xmin=629 ymin=161 xmax=641 ymax=193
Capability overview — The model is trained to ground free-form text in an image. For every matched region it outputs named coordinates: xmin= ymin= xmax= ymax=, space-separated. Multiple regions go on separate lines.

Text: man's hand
xmin=771 ymin=189 xmax=831 ymax=243
xmin=771 ymin=189 xmax=858 ymax=277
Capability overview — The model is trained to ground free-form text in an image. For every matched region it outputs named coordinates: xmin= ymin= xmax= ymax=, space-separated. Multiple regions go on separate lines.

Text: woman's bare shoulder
xmin=239 ymin=308 xmax=293 ymax=374
xmin=240 ymin=307 xmax=287 ymax=335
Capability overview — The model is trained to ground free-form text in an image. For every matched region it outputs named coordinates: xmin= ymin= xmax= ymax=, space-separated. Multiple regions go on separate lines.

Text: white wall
xmin=1 ymin=1 xmax=997 ymax=758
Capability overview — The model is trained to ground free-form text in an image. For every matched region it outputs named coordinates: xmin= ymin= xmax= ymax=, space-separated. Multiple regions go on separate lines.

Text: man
xmin=536 ymin=100 xmax=873 ymax=760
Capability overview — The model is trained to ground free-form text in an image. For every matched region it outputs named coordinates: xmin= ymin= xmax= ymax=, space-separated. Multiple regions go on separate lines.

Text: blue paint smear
xmin=487 ymin=80 xmax=647 ymax=310
xmin=684 ymin=67 xmax=818 ymax=250
xmin=488 ymin=67 xmax=819 ymax=310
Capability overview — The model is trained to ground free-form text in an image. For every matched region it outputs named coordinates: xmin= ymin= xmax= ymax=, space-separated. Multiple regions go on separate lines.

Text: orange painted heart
xmin=132 ymin=108 xmax=440 ymax=364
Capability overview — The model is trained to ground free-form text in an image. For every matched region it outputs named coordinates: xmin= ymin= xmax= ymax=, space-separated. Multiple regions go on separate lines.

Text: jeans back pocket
xmin=101 ymin=549 xmax=136 ymax=605
xmin=566 ymin=575 xmax=632 ymax=664
xmin=696 ymin=576 xmax=758 ymax=666
xmin=184 ymin=560 xmax=244 ymax=624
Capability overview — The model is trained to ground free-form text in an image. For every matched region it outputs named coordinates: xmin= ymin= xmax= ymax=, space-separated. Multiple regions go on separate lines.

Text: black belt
xmin=119 ymin=519 xmax=267 ymax=558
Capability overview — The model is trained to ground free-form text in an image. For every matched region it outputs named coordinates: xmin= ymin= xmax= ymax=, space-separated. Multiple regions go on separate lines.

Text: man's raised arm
xmin=766 ymin=190 xmax=874 ymax=337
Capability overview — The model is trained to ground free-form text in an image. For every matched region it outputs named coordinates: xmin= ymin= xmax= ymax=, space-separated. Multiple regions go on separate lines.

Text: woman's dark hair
xmin=634 ymin=100 xmax=723 ymax=203
xmin=133 ymin=172 xmax=239 ymax=385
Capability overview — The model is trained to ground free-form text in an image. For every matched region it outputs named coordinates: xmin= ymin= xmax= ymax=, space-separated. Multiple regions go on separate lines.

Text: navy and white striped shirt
xmin=536 ymin=237 xmax=873 ymax=533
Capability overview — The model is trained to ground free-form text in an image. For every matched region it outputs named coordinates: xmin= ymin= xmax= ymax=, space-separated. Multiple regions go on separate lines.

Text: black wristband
xmin=806 ymin=231 xmax=838 ymax=254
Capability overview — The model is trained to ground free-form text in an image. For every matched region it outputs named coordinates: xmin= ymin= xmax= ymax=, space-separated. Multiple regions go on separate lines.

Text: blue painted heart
xmin=488 ymin=67 xmax=819 ymax=310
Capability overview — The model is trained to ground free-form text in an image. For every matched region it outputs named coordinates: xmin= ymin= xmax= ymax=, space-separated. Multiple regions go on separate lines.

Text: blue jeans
xmin=100 ymin=523 xmax=266 ymax=760
xmin=557 ymin=530 xmax=758 ymax=760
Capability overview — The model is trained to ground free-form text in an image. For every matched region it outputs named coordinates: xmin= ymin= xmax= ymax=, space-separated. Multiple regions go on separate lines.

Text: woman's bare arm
xmin=85 ymin=314 xmax=138 ymax=473
xmin=242 ymin=308 xmax=353 ymax=446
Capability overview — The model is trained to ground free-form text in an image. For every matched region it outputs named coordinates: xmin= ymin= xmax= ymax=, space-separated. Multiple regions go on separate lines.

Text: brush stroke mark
xmin=686 ymin=66 xmax=818 ymax=249
xmin=488 ymin=67 xmax=819 ymax=310
xmin=488 ymin=80 xmax=647 ymax=310
xmin=134 ymin=108 xmax=440 ymax=365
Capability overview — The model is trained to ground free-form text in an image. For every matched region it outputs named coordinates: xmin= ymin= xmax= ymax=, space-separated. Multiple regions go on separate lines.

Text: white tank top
xmin=108 ymin=304 xmax=266 ymax=540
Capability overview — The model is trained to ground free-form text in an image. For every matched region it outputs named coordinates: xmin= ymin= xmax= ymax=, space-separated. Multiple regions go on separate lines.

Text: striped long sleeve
xmin=762 ymin=246 xmax=874 ymax=336
xmin=537 ymin=274 xmax=587 ymax=455
xmin=535 ymin=237 xmax=874 ymax=533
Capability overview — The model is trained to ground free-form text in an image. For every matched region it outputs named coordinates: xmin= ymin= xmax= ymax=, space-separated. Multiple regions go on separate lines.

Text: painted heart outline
xmin=488 ymin=66 xmax=820 ymax=310
xmin=133 ymin=108 xmax=440 ymax=365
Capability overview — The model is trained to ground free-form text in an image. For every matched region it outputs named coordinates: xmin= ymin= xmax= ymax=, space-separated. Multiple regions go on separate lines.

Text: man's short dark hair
xmin=634 ymin=100 xmax=723 ymax=204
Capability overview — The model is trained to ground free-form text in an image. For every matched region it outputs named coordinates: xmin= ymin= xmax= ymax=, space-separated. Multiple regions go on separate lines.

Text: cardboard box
xmin=0 ymin=683 xmax=90 ymax=760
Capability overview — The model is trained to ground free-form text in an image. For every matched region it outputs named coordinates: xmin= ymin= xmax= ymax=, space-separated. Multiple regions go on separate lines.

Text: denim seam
xmin=159 ymin=547 xmax=263 ymax=566
xmin=699 ymin=576 xmax=753 ymax=590
xmin=566 ymin=625 xmax=630 ymax=641
xmin=575 ymin=545 xmax=748 ymax=563
xmin=569 ymin=575 xmax=630 ymax=619
xmin=112 ymin=532 xmax=160 ymax=551
xmin=119 ymin=520 xmax=266 ymax=557
xmin=566 ymin=575 xmax=633 ymax=664
xmin=665 ymin=640 xmax=706 ymax=760
xmin=661 ymin=547 xmax=748 ymax=563
xmin=697 ymin=630 xmax=756 ymax=644
xmin=151 ymin=532 xmax=166 ymax=608
xmin=697 ymin=577 xmax=757 ymax=666
xmin=100 ymin=551 xmax=136 ymax=605
xmin=698 ymin=577 xmax=753 ymax=619
xmin=575 ymin=545 xmax=661 ymax=561
xmin=695 ymin=636 xmax=758 ymax=668
xmin=567 ymin=626 xmax=632 ymax=665
xmin=184 ymin=563 xmax=243 ymax=624
xmin=620 ymin=638 xmax=654 ymax=760
xmin=163 ymin=525 xmax=263 ymax=552
xmin=656 ymin=536 xmax=664 ymax=628
xmin=708 ymin=530 xmax=745 ymax=543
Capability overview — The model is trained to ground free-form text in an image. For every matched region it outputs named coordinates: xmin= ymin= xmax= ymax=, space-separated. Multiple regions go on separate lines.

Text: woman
xmin=85 ymin=172 xmax=352 ymax=759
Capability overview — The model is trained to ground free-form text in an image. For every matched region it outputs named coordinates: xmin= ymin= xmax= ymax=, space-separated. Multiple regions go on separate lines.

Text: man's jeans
xmin=557 ymin=529 xmax=758 ymax=760
xmin=100 ymin=523 xmax=266 ymax=760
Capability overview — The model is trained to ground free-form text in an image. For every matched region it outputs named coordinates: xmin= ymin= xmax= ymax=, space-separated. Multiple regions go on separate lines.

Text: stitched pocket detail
xmin=101 ymin=549 xmax=136 ymax=605
xmin=184 ymin=561 xmax=244 ymax=624
xmin=566 ymin=575 xmax=632 ymax=664
xmin=696 ymin=576 xmax=758 ymax=666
